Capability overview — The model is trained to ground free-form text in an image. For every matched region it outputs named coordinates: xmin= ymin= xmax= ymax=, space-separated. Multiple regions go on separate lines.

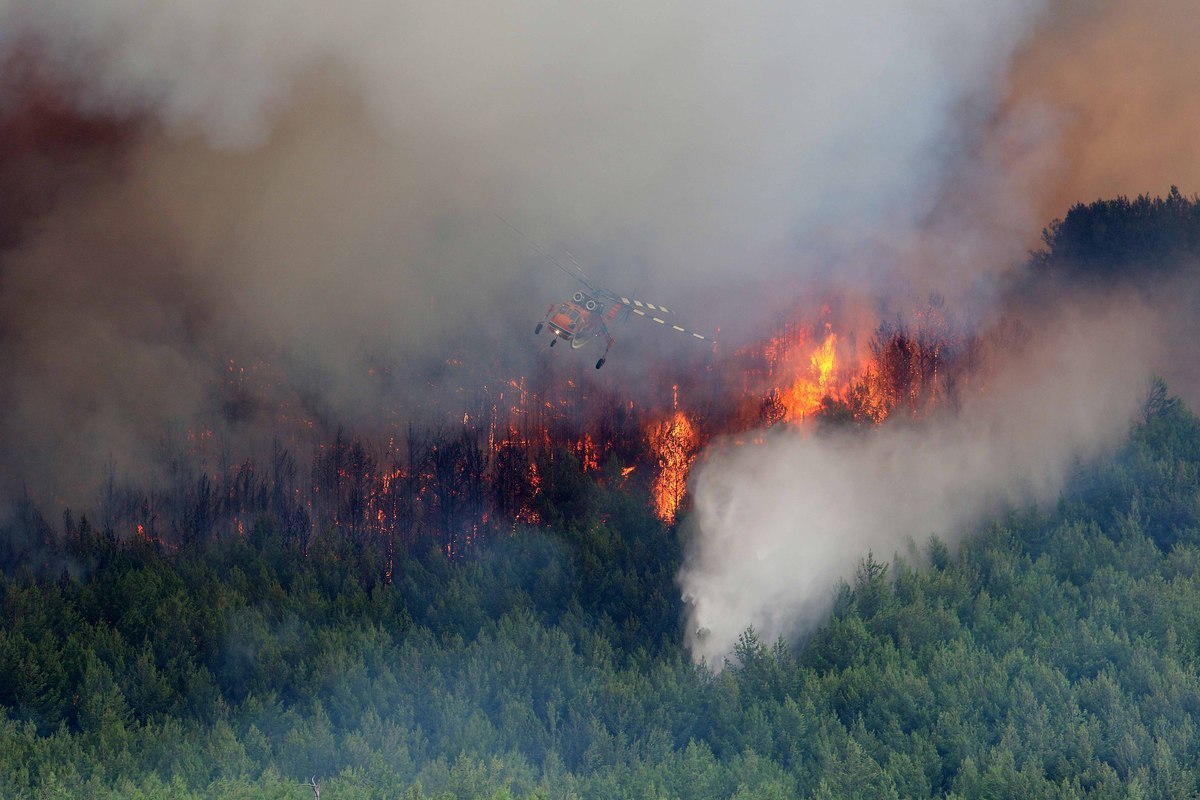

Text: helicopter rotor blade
xmin=616 ymin=295 xmax=672 ymax=315
xmin=496 ymin=214 xmax=596 ymax=290
xmin=564 ymin=250 xmax=590 ymax=279
xmin=627 ymin=306 xmax=716 ymax=345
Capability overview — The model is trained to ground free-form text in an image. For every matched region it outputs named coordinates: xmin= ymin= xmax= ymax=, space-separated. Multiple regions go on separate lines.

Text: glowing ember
xmin=515 ymin=460 xmax=542 ymax=524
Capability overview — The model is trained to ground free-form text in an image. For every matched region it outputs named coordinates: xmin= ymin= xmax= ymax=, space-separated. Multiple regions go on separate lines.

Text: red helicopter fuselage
xmin=544 ymin=299 xmax=621 ymax=344
xmin=535 ymin=286 xmax=713 ymax=369
xmin=536 ymin=291 xmax=624 ymax=367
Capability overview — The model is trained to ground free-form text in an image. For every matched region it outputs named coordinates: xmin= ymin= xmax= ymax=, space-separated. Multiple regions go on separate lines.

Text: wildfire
xmin=776 ymin=330 xmax=839 ymax=424
xmin=646 ymin=387 xmax=700 ymax=524
xmin=636 ymin=310 xmax=930 ymax=523
xmin=515 ymin=461 xmax=542 ymax=524
xmin=576 ymin=433 xmax=600 ymax=472
xmin=98 ymin=296 xmax=964 ymax=559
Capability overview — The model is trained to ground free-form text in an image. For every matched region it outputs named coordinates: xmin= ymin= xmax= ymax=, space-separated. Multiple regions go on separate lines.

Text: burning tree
xmin=646 ymin=390 xmax=700 ymax=525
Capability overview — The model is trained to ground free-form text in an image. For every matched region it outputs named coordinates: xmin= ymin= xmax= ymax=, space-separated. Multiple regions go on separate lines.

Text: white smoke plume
xmin=677 ymin=0 xmax=1200 ymax=664
xmin=681 ymin=295 xmax=1165 ymax=664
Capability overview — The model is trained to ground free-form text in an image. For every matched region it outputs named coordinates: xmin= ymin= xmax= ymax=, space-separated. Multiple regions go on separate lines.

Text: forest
xmin=3 ymin=193 xmax=1200 ymax=798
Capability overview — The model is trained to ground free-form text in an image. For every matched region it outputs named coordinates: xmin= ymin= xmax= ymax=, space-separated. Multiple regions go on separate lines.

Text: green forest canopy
xmin=0 ymin=385 xmax=1199 ymax=799
xmin=4 ymin=191 xmax=1200 ymax=798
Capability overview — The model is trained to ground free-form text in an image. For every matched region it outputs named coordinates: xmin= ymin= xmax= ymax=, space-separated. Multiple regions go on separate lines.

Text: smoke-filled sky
xmin=1 ymin=1 xmax=1198 ymax=646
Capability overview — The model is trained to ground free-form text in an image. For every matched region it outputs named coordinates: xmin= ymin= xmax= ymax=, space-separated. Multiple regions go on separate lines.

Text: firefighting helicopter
xmin=500 ymin=215 xmax=716 ymax=369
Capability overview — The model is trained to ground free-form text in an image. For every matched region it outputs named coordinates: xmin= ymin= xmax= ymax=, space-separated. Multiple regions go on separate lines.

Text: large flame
xmin=775 ymin=329 xmax=839 ymax=424
xmin=646 ymin=387 xmax=699 ymax=525
xmin=638 ymin=303 xmax=960 ymax=523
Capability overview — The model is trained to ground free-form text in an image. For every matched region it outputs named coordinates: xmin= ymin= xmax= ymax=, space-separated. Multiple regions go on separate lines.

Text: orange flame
xmin=777 ymin=330 xmax=839 ymax=424
xmin=577 ymin=433 xmax=599 ymax=472
xmin=647 ymin=387 xmax=699 ymax=524
xmin=516 ymin=460 xmax=542 ymax=524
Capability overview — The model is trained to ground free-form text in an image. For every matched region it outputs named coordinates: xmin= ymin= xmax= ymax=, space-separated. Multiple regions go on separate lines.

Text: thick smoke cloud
xmin=1 ymin=0 xmax=1050 ymax=284
xmin=872 ymin=0 xmax=1200 ymax=308
xmin=1000 ymin=0 xmax=1200 ymax=222
xmin=0 ymin=0 xmax=1060 ymax=499
xmin=682 ymin=296 xmax=1165 ymax=664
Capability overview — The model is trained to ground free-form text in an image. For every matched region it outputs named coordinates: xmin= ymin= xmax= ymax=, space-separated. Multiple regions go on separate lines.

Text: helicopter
xmin=535 ymin=287 xmax=715 ymax=369
xmin=500 ymin=215 xmax=716 ymax=369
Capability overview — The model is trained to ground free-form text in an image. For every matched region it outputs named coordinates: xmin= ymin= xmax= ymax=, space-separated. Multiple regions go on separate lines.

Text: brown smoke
xmin=1009 ymin=0 xmax=1200 ymax=218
